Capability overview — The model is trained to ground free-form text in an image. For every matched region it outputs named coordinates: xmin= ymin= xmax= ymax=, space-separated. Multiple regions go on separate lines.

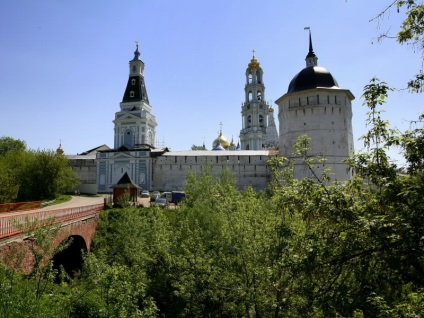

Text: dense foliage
xmin=0 ymin=139 xmax=79 ymax=203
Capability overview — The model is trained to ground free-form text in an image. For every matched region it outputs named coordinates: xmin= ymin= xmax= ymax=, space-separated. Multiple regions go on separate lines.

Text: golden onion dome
xmin=212 ymin=132 xmax=229 ymax=149
xmin=269 ymin=106 xmax=274 ymax=113
xmin=247 ymin=55 xmax=262 ymax=72
xmin=56 ymin=142 xmax=64 ymax=155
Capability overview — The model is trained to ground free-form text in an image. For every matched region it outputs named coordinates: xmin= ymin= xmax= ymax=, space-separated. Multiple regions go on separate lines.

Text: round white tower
xmin=275 ymin=31 xmax=355 ymax=181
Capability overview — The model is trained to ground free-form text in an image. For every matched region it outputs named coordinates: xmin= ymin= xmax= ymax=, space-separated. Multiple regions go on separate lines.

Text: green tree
xmin=0 ymin=146 xmax=79 ymax=203
xmin=74 ymin=253 xmax=157 ymax=318
xmin=0 ymin=217 xmax=74 ymax=318
xmin=0 ymin=167 xmax=20 ymax=203
xmin=0 ymin=136 xmax=26 ymax=156
xmin=0 ymin=137 xmax=26 ymax=203
xmin=0 ymin=265 xmax=67 ymax=318
xmin=15 ymin=150 xmax=79 ymax=201
xmin=116 ymin=190 xmax=132 ymax=208
xmin=191 ymin=144 xmax=206 ymax=150
xmin=89 ymin=206 xmax=170 ymax=316
xmin=372 ymin=1 xmax=424 ymax=92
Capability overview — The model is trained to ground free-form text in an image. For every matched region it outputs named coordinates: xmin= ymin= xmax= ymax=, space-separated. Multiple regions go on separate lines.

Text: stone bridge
xmin=0 ymin=197 xmax=103 ymax=276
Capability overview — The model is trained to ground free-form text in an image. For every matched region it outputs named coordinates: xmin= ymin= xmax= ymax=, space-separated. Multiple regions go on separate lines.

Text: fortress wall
xmin=152 ymin=154 xmax=272 ymax=192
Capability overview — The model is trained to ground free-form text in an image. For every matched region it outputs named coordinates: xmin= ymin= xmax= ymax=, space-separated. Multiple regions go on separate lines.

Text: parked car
xmin=151 ymin=197 xmax=167 ymax=209
xmin=141 ymin=190 xmax=150 ymax=198
xmin=150 ymin=194 xmax=160 ymax=202
xmin=160 ymin=191 xmax=186 ymax=204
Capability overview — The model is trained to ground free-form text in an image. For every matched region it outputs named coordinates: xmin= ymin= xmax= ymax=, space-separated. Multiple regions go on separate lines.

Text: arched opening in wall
xmin=257 ymin=91 xmax=262 ymax=101
xmin=247 ymin=115 xmax=252 ymax=128
xmin=246 ymin=144 xmax=250 ymax=150
xmin=256 ymin=71 xmax=261 ymax=83
xmin=248 ymin=91 xmax=253 ymax=101
xmin=52 ymin=235 xmax=87 ymax=282
xmin=259 ymin=115 xmax=264 ymax=127
xmin=248 ymin=72 xmax=253 ymax=84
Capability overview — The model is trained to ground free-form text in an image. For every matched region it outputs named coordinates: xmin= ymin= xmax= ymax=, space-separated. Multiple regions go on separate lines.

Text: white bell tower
xmin=239 ymin=51 xmax=270 ymax=150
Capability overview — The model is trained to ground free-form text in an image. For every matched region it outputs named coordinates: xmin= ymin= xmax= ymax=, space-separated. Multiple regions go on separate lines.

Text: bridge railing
xmin=0 ymin=204 xmax=104 ymax=240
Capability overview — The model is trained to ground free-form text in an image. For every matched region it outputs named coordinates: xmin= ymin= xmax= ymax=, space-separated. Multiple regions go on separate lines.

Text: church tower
xmin=239 ymin=52 xmax=270 ymax=150
xmin=275 ymin=30 xmax=354 ymax=181
xmin=97 ymin=44 xmax=157 ymax=194
xmin=264 ymin=107 xmax=279 ymax=149
xmin=113 ymin=43 xmax=157 ymax=148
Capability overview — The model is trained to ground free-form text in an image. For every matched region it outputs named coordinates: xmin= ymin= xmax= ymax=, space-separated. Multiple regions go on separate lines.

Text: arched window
xmin=132 ymin=66 xmax=136 ymax=73
xmin=131 ymin=79 xmax=136 ymax=85
xmin=246 ymin=144 xmax=250 ymax=150
xmin=256 ymin=71 xmax=261 ymax=83
xmin=130 ymin=91 xmax=134 ymax=97
xmin=257 ymin=91 xmax=262 ymax=101
xmin=247 ymin=115 xmax=252 ymax=128
xmin=248 ymin=72 xmax=253 ymax=84
xmin=259 ymin=115 xmax=264 ymax=127
xmin=248 ymin=91 xmax=253 ymax=101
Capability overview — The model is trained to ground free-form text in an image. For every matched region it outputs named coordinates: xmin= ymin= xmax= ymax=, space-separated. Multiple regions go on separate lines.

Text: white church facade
xmin=69 ymin=32 xmax=354 ymax=194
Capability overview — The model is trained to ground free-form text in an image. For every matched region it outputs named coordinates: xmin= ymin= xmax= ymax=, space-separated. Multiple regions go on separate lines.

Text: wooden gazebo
xmin=110 ymin=172 xmax=141 ymax=206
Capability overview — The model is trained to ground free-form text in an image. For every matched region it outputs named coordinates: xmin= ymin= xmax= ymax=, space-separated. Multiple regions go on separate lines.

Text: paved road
xmin=47 ymin=196 xmax=153 ymax=209
xmin=40 ymin=195 xmax=104 ymax=210
xmin=0 ymin=196 xmax=105 ymax=220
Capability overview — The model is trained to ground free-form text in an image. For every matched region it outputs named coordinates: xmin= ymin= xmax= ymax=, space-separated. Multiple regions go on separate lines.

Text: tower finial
xmin=56 ymin=140 xmax=64 ymax=155
xmin=304 ymin=27 xmax=318 ymax=67
xmin=133 ymin=41 xmax=140 ymax=60
xmin=252 ymin=49 xmax=255 ymax=58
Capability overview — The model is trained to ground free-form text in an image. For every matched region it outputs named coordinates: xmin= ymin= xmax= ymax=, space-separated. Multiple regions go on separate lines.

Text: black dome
xmin=287 ymin=66 xmax=339 ymax=93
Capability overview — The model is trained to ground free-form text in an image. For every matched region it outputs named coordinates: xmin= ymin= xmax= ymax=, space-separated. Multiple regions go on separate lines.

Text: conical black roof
xmin=110 ymin=172 xmax=141 ymax=189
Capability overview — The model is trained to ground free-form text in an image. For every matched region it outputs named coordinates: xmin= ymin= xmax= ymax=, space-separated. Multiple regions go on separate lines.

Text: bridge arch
xmin=0 ymin=203 xmax=102 ymax=274
xmin=52 ymin=235 xmax=87 ymax=278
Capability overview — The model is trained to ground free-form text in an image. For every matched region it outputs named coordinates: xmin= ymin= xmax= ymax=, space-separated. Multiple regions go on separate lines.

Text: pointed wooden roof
xmin=110 ymin=172 xmax=141 ymax=189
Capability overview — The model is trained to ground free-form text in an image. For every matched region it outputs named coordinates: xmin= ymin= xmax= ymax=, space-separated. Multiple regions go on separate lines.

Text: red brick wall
xmin=0 ymin=216 xmax=99 ymax=273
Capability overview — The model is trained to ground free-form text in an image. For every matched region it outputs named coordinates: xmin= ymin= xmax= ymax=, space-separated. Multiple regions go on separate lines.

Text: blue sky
xmin=0 ymin=1 xmax=421 ymax=164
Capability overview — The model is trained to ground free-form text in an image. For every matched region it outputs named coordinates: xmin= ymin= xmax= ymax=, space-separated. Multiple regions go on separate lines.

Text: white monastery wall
xmin=152 ymin=151 xmax=272 ymax=192
xmin=67 ymin=156 xmax=98 ymax=194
